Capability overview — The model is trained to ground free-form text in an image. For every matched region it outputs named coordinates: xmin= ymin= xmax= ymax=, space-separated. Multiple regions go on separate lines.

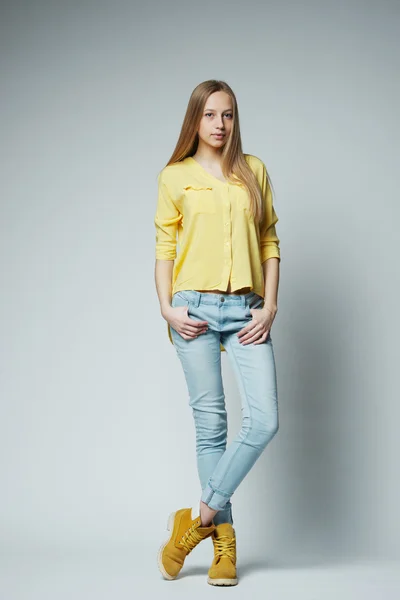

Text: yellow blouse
xmin=154 ymin=153 xmax=281 ymax=351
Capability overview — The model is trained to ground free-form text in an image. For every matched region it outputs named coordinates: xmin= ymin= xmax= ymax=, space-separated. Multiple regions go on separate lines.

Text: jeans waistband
xmin=173 ymin=290 xmax=262 ymax=308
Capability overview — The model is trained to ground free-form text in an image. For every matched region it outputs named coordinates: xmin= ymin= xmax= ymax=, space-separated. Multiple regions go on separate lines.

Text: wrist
xmin=263 ymin=303 xmax=277 ymax=316
xmin=161 ymin=303 xmax=173 ymax=318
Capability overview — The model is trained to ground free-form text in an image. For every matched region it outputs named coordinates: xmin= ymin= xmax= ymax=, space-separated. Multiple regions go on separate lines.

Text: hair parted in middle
xmin=163 ymin=79 xmax=275 ymax=226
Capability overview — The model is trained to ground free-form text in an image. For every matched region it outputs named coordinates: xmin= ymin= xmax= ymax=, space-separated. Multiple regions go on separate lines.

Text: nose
xmin=216 ymin=115 xmax=225 ymax=129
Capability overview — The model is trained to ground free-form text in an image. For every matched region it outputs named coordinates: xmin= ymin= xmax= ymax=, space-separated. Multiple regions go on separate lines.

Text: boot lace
xmin=179 ymin=523 xmax=204 ymax=554
xmin=213 ymin=535 xmax=236 ymax=560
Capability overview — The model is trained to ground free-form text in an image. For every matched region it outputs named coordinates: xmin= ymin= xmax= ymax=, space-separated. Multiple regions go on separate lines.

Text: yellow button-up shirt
xmin=154 ymin=153 xmax=281 ymax=351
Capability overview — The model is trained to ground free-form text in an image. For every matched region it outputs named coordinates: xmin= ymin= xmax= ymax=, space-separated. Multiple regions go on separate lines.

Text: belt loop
xmin=193 ymin=291 xmax=201 ymax=308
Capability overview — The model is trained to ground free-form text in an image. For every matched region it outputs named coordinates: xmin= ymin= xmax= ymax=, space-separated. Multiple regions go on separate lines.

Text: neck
xmin=193 ymin=143 xmax=223 ymax=165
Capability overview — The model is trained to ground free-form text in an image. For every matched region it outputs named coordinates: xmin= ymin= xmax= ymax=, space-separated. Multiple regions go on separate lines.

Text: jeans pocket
xmin=172 ymin=291 xmax=191 ymax=309
xmin=246 ymin=295 xmax=264 ymax=315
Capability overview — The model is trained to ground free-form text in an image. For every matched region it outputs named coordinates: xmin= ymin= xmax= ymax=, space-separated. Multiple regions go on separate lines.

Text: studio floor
xmin=1 ymin=544 xmax=399 ymax=600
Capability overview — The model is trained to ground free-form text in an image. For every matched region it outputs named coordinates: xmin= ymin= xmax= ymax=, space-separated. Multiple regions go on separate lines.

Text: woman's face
xmin=197 ymin=91 xmax=233 ymax=149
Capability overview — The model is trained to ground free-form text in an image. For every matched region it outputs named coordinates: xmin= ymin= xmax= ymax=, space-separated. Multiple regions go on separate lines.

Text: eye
xmin=204 ymin=112 xmax=233 ymax=118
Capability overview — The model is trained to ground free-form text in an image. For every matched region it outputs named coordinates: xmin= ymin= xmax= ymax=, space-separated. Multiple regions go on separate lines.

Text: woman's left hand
xmin=237 ymin=305 xmax=277 ymax=345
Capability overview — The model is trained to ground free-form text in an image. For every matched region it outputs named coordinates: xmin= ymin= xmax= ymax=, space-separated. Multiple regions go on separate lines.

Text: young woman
xmin=154 ymin=80 xmax=281 ymax=586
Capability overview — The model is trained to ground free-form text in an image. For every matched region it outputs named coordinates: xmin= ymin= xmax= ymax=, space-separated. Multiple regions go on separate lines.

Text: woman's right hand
xmin=163 ymin=305 xmax=208 ymax=340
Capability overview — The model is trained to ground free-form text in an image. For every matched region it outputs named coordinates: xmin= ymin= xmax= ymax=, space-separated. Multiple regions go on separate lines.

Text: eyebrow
xmin=204 ymin=108 xmax=233 ymax=112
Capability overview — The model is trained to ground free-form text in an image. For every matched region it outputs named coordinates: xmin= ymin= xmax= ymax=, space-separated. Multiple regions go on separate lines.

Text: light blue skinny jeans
xmin=169 ymin=290 xmax=279 ymax=526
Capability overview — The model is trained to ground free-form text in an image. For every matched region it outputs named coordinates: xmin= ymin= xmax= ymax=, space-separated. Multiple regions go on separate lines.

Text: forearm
xmin=262 ymin=257 xmax=280 ymax=315
xmin=154 ymin=259 xmax=174 ymax=317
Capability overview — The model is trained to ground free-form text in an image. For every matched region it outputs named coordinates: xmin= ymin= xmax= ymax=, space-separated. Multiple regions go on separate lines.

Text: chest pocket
xmin=183 ymin=185 xmax=215 ymax=214
xmin=235 ymin=187 xmax=254 ymax=222
xmin=235 ymin=186 xmax=251 ymax=210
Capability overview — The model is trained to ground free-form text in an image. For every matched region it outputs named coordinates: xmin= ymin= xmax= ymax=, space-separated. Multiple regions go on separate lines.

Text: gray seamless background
xmin=1 ymin=0 xmax=399 ymax=597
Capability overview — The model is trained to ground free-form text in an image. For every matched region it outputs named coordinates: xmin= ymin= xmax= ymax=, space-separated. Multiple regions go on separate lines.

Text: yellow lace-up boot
xmin=207 ymin=522 xmax=238 ymax=586
xmin=158 ymin=505 xmax=216 ymax=580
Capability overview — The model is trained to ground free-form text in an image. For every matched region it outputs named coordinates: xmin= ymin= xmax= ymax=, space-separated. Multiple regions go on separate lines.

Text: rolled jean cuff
xmin=201 ymin=483 xmax=231 ymax=511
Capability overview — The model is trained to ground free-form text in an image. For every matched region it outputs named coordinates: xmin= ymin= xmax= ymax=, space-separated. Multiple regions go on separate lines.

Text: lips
xmin=213 ymin=134 xmax=225 ymax=137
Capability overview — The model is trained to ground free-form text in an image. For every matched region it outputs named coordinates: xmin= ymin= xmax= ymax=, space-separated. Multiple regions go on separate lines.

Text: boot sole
xmin=157 ymin=511 xmax=177 ymax=580
xmin=208 ymin=576 xmax=238 ymax=586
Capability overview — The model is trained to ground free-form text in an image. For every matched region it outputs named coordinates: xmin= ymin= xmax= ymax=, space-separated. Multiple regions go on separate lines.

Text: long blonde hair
xmin=163 ymin=79 xmax=275 ymax=226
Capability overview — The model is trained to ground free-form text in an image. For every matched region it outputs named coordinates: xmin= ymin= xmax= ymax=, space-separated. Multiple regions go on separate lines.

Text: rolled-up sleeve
xmin=154 ymin=172 xmax=182 ymax=260
xmin=259 ymin=162 xmax=281 ymax=263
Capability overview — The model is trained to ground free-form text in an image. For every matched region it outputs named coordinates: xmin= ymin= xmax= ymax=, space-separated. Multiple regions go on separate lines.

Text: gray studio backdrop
xmin=1 ymin=0 xmax=399 ymax=566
